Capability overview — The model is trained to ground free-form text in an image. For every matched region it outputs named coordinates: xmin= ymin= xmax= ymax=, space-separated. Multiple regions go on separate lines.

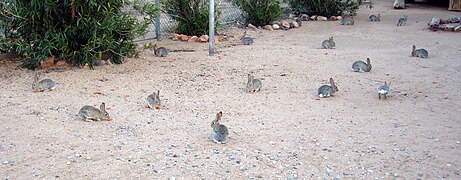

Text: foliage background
xmin=0 ymin=0 xmax=159 ymax=69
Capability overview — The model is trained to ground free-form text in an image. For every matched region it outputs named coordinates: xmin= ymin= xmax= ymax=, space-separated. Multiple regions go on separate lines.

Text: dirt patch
xmin=1 ymin=1 xmax=460 ymax=179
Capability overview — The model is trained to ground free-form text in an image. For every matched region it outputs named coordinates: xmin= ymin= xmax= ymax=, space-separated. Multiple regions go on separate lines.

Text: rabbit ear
xmin=248 ymin=74 xmax=252 ymax=82
xmin=100 ymin=102 xmax=106 ymax=111
xmin=216 ymin=111 xmax=222 ymax=122
xmin=157 ymin=90 xmax=160 ymax=97
xmin=33 ymin=73 xmax=39 ymax=82
xmin=412 ymin=45 xmax=416 ymax=50
xmin=366 ymin=58 xmax=371 ymax=64
xmin=329 ymin=78 xmax=335 ymax=85
xmin=387 ymin=82 xmax=391 ymax=87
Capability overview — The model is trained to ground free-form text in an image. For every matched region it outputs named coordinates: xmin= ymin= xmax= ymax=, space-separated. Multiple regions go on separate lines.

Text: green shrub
xmin=162 ymin=0 xmax=219 ymax=36
xmin=288 ymin=0 xmax=359 ymax=17
xmin=0 ymin=0 xmax=159 ymax=69
xmin=232 ymin=0 xmax=282 ymax=27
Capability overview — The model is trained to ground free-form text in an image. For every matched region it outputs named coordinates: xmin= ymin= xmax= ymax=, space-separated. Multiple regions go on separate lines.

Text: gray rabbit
xmin=411 ymin=45 xmax=428 ymax=58
xmin=369 ymin=14 xmax=381 ymax=22
xmin=211 ymin=111 xmax=229 ymax=144
xmin=154 ymin=44 xmax=169 ymax=57
xmin=146 ymin=90 xmax=161 ymax=110
xmin=340 ymin=17 xmax=354 ymax=25
xmin=397 ymin=15 xmax=408 ymax=26
xmin=378 ymin=81 xmax=390 ymax=99
xmin=317 ymin=78 xmax=338 ymax=98
xmin=77 ymin=102 xmax=112 ymax=122
xmin=241 ymin=31 xmax=254 ymax=45
xmin=246 ymin=74 xmax=262 ymax=93
xmin=32 ymin=73 xmax=56 ymax=92
xmin=351 ymin=58 xmax=372 ymax=72
xmin=321 ymin=37 xmax=335 ymax=49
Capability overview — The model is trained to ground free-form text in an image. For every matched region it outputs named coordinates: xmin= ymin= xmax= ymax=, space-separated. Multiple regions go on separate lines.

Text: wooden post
xmin=155 ymin=0 xmax=161 ymax=41
xmin=209 ymin=0 xmax=215 ymax=56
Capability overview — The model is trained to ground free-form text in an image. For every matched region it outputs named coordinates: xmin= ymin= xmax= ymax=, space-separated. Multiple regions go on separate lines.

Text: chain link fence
xmin=130 ymin=0 xmax=243 ymax=42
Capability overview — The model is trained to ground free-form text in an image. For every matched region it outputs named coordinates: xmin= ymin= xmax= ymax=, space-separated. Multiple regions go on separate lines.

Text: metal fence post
xmin=209 ymin=0 xmax=215 ymax=56
xmin=155 ymin=0 xmax=161 ymax=41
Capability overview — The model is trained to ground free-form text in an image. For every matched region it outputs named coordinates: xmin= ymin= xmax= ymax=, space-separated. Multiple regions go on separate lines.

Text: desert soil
xmin=1 ymin=0 xmax=461 ymax=179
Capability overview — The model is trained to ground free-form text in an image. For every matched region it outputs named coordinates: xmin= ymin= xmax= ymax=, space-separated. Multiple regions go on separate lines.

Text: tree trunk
xmin=449 ymin=0 xmax=461 ymax=11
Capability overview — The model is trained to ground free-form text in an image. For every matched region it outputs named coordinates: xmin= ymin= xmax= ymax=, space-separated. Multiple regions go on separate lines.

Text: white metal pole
xmin=155 ymin=0 xmax=161 ymax=41
xmin=208 ymin=0 xmax=215 ymax=56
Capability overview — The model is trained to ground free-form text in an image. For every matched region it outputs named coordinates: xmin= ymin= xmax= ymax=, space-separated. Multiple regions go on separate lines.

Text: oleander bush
xmin=288 ymin=0 xmax=359 ymax=17
xmin=232 ymin=0 xmax=282 ymax=26
xmin=0 ymin=0 xmax=159 ymax=69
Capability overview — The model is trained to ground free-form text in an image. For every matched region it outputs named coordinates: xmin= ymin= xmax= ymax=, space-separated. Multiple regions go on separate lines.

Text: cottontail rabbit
xmin=32 ymin=73 xmax=56 ymax=92
xmin=246 ymin=74 xmax=262 ymax=93
xmin=397 ymin=15 xmax=408 ymax=26
xmin=411 ymin=45 xmax=428 ymax=58
xmin=241 ymin=31 xmax=254 ymax=45
xmin=351 ymin=58 xmax=372 ymax=72
xmin=369 ymin=14 xmax=381 ymax=22
xmin=146 ymin=90 xmax=161 ymax=110
xmin=321 ymin=37 xmax=335 ymax=49
xmin=378 ymin=81 xmax=390 ymax=99
xmin=77 ymin=102 xmax=112 ymax=121
xmin=154 ymin=44 xmax=169 ymax=57
xmin=317 ymin=78 xmax=338 ymax=98
xmin=211 ymin=111 xmax=229 ymax=144
xmin=340 ymin=17 xmax=354 ymax=25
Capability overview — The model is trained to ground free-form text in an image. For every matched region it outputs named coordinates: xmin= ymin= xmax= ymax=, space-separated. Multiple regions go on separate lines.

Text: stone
xmin=272 ymin=24 xmax=280 ymax=30
xmin=336 ymin=16 xmax=343 ymax=20
xmin=264 ymin=25 xmax=273 ymax=31
xmin=189 ymin=36 xmax=198 ymax=42
xmin=173 ymin=33 xmax=181 ymax=40
xmin=281 ymin=21 xmax=290 ymax=28
xmin=292 ymin=21 xmax=299 ymax=28
xmin=310 ymin=15 xmax=317 ymax=20
xmin=40 ymin=56 xmax=55 ymax=68
xmin=55 ymin=61 xmax=70 ymax=67
xmin=179 ymin=34 xmax=189 ymax=41
xmin=197 ymin=35 xmax=209 ymax=42
xmin=300 ymin=14 xmax=309 ymax=21
xmin=317 ymin=16 xmax=328 ymax=21
xmin=247 ymin=23 xmax=257 ymax=30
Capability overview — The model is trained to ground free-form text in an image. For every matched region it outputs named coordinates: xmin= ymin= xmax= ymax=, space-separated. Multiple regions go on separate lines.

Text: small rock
xmin=3 ymin=160 xmax=8 ymax=164
xmin=67 ymin=161 xmax=71 ymax=165
xmin=153 ymin=169 xmax=158 ymax=173
xmin=336 ymin=16 xmax=343 ymax=20
xmin=55 ymin=60 xmax=70 ymax=67
xmin=40 ymin=56 xmax=55 ymax=68
xmin=317 ymin=16 xmax=328 ymax=21
xmin=189 ymin=36 xmax=198 ymax=42
xmin=310 ymin=15 xmax=317 ymax=20
xmin=213 ymin=149 xmax=220 ymax=154
xmin=264 ymin=25 xmax=274 ymax=31
xmin=170 ymin=176 xmax=175 ymax=180
xmin=179 ymin=34 xmax=189 ymax=41
xmin=457 ymin=141 xmax=460 ymax=144
xmin=300 ymin=14 xmax=309 ymax=21
xmin=247 ymin=23 xmax=257 ymax=30
xmin=292 ymin=21 xmax=299 ymax=28
xmin=173 ymin=33 xmax=182 ymax=41
xmin=272 ymin=24 xmax=280 ymax=30
xmin=197 ymin=35 xmax=209 ymax=42
xmin=281 ymin=21 xmax=290 ymax=28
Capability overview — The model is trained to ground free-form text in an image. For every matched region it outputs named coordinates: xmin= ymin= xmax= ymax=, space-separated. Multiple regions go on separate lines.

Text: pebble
xmin=3 ymin=160 xmax=9 ymax=164
xmin=170 ymin=176 xmax=175 ymax=180
xmin=213 ymin=149 xmax=220 ymax=154
xmin=456 ymin=141 xmax=460 ymax=144
xmin=67 ymin=161 xmax=71 ymax=165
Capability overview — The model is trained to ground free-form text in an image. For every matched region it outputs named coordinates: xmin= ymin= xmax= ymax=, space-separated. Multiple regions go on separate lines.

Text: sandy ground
xmin=1 ymin=0 xmax=461 ymax=179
